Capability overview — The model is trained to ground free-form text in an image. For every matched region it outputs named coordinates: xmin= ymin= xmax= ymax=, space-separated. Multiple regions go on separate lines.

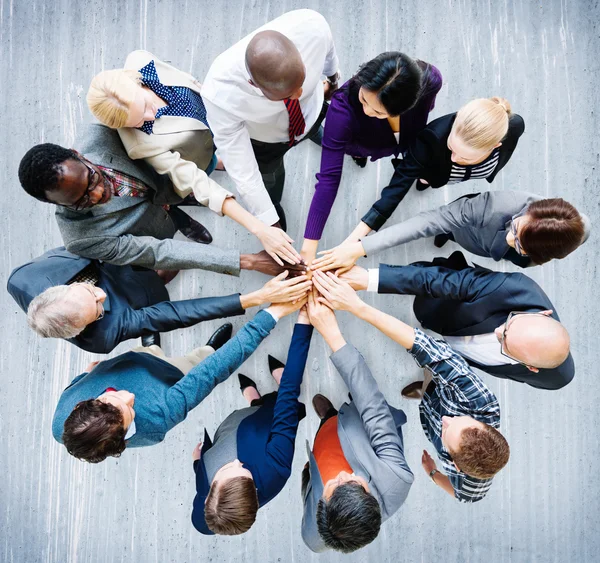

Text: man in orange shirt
xmin=300 ymin=290 xmax=414 ymax=553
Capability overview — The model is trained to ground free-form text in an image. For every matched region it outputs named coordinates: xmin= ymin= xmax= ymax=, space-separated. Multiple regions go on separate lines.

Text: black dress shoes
xmin=141 ymin=332 xmax=161 ymax=347
xmin=401 ymin=381 xmax=424 ymax=400
xmin=273 ymin=203 xmax=287 ymax=232
xmin=268 ymin=355 xmax=285 ymax=375
xmin=238 ymin=373 xmax=258 ymax=394
xmin=312 ymin=394 xmax=335 ymax=420
xmin=206 ymin=323 xmax=233 ymax=351
xmin=168 ymin=206 xmax=213 ymax=244
xmin=352 ymin=156 xmax=367 ymax=168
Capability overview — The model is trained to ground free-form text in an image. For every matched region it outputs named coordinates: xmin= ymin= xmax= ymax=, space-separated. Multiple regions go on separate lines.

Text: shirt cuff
xmin=367 ymin=269 xmax=380 ymax=292
xmin=264 ymin=308 xmax=279 ymax=322
xmin=254 ymin=205 xmax=280 ymax=226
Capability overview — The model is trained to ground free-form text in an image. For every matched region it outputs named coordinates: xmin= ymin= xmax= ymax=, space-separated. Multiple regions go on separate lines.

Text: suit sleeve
xmin=330 ymin=344 xmax=413 ymax=477
xmin=111 ymin=294 xmax=245 ymax=344
xmin=65 ymin=233 xmax=240 ymax=275
xmin=163 ymin=310 xmax=276 ymax=429
xmin=360 ymin=151 xmax=427 ymax=231
xmin=203 ymin=97 xmax=278 ymax=226
xmin=378 ymin=263 xmax=502 ymax=302
xmin=265 ymin=324 xmax=313 ymax=475
xmin=361 ymin=192 xmax=489 ymax=257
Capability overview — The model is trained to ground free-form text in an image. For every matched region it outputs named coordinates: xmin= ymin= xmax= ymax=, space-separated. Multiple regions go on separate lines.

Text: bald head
xmin=498 ymin=312 xmax=570 ymax=370
xmin=245 ymin=31 xmax=305 ymax=100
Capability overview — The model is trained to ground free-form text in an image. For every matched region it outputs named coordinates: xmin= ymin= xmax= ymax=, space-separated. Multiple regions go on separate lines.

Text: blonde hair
xmin=453 ymin=97 xmax=512 ymax=151
xmin=87 ymin=69 xmax=143 ymax=129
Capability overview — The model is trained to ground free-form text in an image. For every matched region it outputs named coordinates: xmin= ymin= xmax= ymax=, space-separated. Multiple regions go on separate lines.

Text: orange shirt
xmin=313 ymin=416 xmax=353 ymax=484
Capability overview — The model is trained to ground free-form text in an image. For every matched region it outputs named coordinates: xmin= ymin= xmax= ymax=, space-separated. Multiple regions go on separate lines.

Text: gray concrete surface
xmin=1 ymin=1 xmax=599 ymax=562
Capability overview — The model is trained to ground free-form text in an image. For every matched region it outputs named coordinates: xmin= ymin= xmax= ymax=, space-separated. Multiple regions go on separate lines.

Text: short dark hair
xmin=205 ymin=476 xmax=258 ymax=535
xmin=449 ymin=424 xmax=510 ymax=479
xmin=18 ymin=143 xmax=77 ymax=202
xmin=316 ymin=482 xmax=381 ymax=553
xmin=351 ymin=52 xmax=423 ymax=116
xmin=62 ymin=399 xmax=127 ymax=463
xmin=519 ymin=198 xmax=585 ymax=264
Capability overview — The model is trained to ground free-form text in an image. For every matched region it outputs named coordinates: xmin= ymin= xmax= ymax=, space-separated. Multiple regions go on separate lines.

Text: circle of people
xmin=9 ymin=9 xmax=589 ymax=555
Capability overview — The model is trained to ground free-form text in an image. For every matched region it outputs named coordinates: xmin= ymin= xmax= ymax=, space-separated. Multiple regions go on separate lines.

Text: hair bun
xmin=490 ymin=96 xmax=512 ymax=115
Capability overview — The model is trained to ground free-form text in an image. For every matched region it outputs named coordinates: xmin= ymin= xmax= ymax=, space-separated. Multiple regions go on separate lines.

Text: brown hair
xmin=519 ymin=198 xmax=585 ymax=264
xmin=62 ymin=399 xmax=127 ymax=463
xmin=453 ymin=97 xmax=512 ymax=151
xmin=204 ymin=476 xmax=258 ymax=535
xmin=450 ymin=423 xmax=510 ymax=479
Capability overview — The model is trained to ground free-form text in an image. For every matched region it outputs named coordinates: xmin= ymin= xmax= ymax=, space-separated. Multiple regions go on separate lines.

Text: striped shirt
xmin=409 ymin=329 xmax=501 ymax=503
xmin=97 ymin=166 xmax=149 ymax=199
xmin=448 ymin=148 xmax=500 ymax=184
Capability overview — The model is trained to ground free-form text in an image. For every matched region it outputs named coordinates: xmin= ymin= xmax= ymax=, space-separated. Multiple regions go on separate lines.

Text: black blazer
xmin=7 ymin=247 xmax=245 ymax=354
xmin=377 ymin=253 xmax=574 ymax=390
xmin=362 ymin=112 xmax=526 ymax=230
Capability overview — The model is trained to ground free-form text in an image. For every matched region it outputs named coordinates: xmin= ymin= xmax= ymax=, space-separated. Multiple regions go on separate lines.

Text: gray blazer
xmin=301 ymin=344 xmax=414 ymax=553
xmin=361 ymin=190 xmax=591 ymax=267
xmin=55 ymin=124 xmax=240 ymax=274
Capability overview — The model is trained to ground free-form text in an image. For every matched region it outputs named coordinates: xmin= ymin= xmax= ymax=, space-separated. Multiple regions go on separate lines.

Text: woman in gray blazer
xmin=87 ymin=50 xmax=301 ymax=268
xmin=312 ymin=190 xmax=590 ymax=270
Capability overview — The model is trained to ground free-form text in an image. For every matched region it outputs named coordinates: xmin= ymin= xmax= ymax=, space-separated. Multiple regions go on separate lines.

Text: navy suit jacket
xmin=378 ymin=254 xmax=574 ymax=390
xmin=7 ymin=247 xmax=245 ymax=354
xmin=191 ymin=323 xmax=314 ymax=534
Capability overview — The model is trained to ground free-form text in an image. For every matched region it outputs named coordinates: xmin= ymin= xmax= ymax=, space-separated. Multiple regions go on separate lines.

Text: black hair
xmin=18 ymin=143 xmax=77 ymax=202
xmin=351 ymin=51 xmax=423 ymax=116
xmin=62 ymin=399 xmax=127 ymax=463
xmin=316 ymin=482 xmax=382 ymax=553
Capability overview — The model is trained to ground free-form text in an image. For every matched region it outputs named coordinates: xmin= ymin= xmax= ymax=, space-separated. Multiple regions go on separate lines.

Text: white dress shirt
xmin=202 ymin=9 xmax=340 ymax=225
xmin=366 ymin=268 xmax=517 ymax=366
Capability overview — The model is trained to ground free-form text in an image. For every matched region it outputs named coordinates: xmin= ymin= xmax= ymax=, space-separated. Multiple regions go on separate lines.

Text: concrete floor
xmin=1 ymin=1 xmax=599 ymax=562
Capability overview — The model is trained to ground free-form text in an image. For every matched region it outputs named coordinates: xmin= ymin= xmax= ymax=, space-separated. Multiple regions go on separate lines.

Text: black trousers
xmin=250 ymin=101 xmax=329 ymax=223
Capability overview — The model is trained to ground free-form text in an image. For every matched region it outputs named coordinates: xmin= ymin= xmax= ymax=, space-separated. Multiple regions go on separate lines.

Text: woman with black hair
xmin=301 ymin=52 xmax=442 ymax=263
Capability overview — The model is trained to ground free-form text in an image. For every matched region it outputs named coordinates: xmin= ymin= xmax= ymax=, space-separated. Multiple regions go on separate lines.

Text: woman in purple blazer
xmin=301 ymin=52 xmax=442 ymax=263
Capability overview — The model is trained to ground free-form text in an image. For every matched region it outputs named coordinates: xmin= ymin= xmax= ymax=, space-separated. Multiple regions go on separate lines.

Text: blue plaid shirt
xmin=137 ymin=60 xmax=210 ymax=135
xmin=409 ymin=329 xmax=501 ymax=503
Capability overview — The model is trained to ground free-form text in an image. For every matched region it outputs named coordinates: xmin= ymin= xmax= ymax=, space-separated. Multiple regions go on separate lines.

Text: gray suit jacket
xmin=55 ymin=124 xmax=240 ymax=274
xmin=361 ymin=190 xmax=591 ymax=267
xmin=301 ymin=344 xmax=414 ymax=553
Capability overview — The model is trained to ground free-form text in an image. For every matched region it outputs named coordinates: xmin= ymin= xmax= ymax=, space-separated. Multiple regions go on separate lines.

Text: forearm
xmin=301 ymin=239 xmax=319 ymax=264
xmin=222 ymin=197 xmax=265 ymax=236
xmin=353 ymin=301 xmax=415 ymax=350
xmin=345 ymin=221 xmax=372 ymax=244
xmin=432 ymin=472 xmax=456 ymax=498
xmin=321 ymin=325 xmax=346 ymax=353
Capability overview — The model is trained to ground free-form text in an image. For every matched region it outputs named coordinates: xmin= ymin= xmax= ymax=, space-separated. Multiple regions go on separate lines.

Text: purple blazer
xmin=304 ymin=62 xmax=443 ymax=240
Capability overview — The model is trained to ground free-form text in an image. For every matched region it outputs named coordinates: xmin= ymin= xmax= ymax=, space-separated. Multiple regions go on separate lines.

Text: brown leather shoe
xmin=312 ymin=394 xmax=334 ymax=420
xmin=401 ymin=381 xmax=424 ymax=400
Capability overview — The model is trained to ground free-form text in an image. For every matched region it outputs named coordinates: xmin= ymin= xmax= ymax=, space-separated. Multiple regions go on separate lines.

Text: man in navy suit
xmin=7 ymin=247 xmax=311 ymax=354
xmin=340 ymin=251 xmax=573 ymax=391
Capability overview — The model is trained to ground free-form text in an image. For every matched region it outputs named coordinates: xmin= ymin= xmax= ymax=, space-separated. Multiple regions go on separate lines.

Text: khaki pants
xmin=132 ymin=344 xmax=214 ymax=375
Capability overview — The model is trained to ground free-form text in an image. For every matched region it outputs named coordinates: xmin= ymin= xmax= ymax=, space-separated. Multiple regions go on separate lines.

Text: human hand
xmin=312 ymin=241 xmax=365 ymax=273
xmin=192 ymin=442 xmax=203 ymax=461
xmin=246 ymin=250 xmax=307 ymax=278
xmin=259 ymin=271 xmax=312 ymax=303
xmin=323 ymin=72 xmax=340 ymax=101
xmin=338 ymin=266 xmax=369 ymax=291
xmin=256 ymin=225 xmax=302 ymax=266
xmin=266 ymin=295 xmax=308 ymax=319
xmin=306 ymin=287 xmax=337 ymax=334
xmin=300 ymin=239 xmax=319 ymax=273
xmin=312 ymin=271 xmax=363 ymax=313
xmin=421 ymin=450 xmax=437 ymax=474
xmin=297 ymin=305 xmax=310 ymax=325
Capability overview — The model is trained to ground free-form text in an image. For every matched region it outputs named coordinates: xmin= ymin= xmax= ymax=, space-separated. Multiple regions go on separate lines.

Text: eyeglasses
xmin=499 ymin=311 xmax=547 ymax=365
xmin=510 ymin=218 xmax=526 ymax=256
xmin=72 ymin=283 xmax=104 ymax=321
xmin=69 ymin=158 xmax=99 ymax=211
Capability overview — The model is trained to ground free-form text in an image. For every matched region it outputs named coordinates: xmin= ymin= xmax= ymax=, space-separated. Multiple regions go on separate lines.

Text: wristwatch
xmin=429 ymin=469 xmax=439 ymax=482
xmin=326 ymin=72 xmax=340 ymax=87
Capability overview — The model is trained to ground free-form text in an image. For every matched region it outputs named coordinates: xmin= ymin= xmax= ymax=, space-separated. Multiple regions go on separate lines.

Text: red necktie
xmin=284 ymin=98 xmax=305 ymax=146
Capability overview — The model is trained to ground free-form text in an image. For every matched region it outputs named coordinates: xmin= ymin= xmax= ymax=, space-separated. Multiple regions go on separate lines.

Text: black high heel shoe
xmin=268 ymin=355 xmax=285 ymax=376
xmin=238 ymin=373 xmax=259 ymax=395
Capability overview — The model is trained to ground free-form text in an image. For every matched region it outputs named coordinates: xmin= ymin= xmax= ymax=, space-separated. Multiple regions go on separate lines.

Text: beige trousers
xmin=132 ymin=344 xmax=214 ymax=375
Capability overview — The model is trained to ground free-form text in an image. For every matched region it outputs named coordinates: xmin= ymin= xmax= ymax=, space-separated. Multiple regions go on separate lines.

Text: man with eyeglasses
xmin=17 ymin=125 xmax=305 ymax=277
xmin=338 ymin=251 xmax=574 ymax=390
xmin=7 ymin=247 xmax=311 ymax=354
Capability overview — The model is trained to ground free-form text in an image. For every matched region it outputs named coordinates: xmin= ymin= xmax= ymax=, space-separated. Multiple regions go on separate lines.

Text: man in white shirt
xmin=202 ymin=9 xmax=340 ymax=231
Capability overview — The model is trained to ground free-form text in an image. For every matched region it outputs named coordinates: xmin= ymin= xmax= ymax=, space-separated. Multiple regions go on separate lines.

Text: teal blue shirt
xmin=52 ymin=310 xmax=277 ymax=448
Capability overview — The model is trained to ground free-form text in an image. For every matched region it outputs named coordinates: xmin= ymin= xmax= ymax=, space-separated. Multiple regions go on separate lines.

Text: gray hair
xmin=27 ymin=285 xmax=86 ymax=339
